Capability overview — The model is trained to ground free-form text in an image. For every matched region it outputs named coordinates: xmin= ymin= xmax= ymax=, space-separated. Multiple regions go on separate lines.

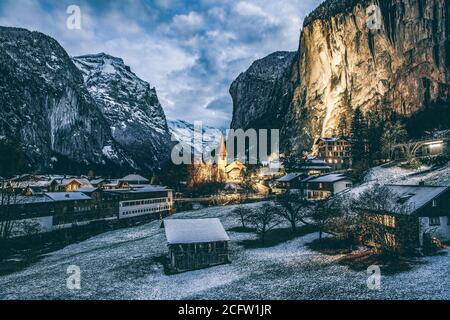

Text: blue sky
xmin=0 ymin=0 xmax=321 ymax=128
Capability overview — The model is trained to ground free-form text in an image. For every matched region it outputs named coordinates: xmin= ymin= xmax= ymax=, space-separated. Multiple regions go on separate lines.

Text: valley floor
xmin=0 ymin=200 xmax=449 ymax=300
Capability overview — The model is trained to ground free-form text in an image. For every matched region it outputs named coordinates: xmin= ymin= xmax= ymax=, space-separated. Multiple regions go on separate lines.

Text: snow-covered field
xmin=0 ymin=201 xmax=449 ymax=300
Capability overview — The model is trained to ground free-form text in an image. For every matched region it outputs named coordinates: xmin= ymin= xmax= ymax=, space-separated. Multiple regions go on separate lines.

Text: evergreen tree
xmin=337 ymin=114 xmax=349 ymax=137
xmin=350 ymin=106 xmax=368 ymax=164
xmin=281 ymin=154 xmax=305 ymax=173
xmin=381 ymin=121 xmax=408 ymax=160
xmin=0 ymin=138 xmax=26 ymax=178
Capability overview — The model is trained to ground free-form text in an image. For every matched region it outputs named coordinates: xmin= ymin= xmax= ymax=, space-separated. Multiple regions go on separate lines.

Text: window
xmin=383 ymin=215 xmax=396 ymax=228
xmin=385 ymin=233 xmax=396 ymax=248
xmin=432 ymin=199 xmax=438 ymax=207
xmin=429 ymin=217 xmax=441 ymax=226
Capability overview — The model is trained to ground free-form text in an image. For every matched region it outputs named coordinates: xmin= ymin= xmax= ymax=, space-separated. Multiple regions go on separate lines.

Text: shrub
xmin=401 ymin=159 xmax=422 ymax=170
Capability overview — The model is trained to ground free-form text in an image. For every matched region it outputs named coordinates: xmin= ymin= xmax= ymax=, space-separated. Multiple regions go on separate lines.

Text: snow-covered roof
xmin=76 ymin=187 xmax=99 ymax=193
xmin=385 ymin=185 xmax=450 ymax=214
xmin=120 ymin=174 xmax=149 ymax=183
xmin=308 ymin=174 xmax=350 ymax=183
xmin=89 ymin=178 xmax=106 ymax=185
xmin=108 ymin=186 xmax=168 ymax=194
xmin=307 ymin=159 xmax=328 ymax=165
xmin=316 ymin=137 xmax=349 ymax=144
xmin=12 ymin=195 xmax=54 ymax=205
xmin=276 ymin=173 xmax=304 ymax=182
xmin=45 ymin=192 xmax=91 ymax=202
xmin=164 ymin=218 xmax=230 ymax=245
xmin=51 ymin=178 xmax=93 ymax=188
xmin=299 ymin=160 xmax=332 ymax=170
xmin=300 ymin=166 xmax=332 ymax=170
xmin=8 ymin=180 xmax=53 ymax=188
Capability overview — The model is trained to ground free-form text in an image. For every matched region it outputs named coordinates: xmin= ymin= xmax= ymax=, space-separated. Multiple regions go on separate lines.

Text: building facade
xmin=164 ymin=218 xmax=230 ymax=273
xmin=305 ymin=174 xmax=353 ymax=200
xmin=362 ymin=185 xmax=450 ymax=253
xmin=2 ymin=186 xmax=174 ymax=238
xmin=315 ymin=138 xmax=352 ymax=170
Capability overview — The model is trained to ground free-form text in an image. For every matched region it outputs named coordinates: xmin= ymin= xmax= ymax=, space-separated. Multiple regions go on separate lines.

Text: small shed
xmin=164 ymin=218 xmax=230 ymax=272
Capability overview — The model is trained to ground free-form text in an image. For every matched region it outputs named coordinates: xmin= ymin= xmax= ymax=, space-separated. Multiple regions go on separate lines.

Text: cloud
xmin=171 ymin=11 xmax=204 ymax=32
xmin=0 ymin=0 xmax=321 ymax=128
xmin=206 ymin=96 xmax=233 ymax=112
xmin=234 ymin=2 xmax=269 ymax=19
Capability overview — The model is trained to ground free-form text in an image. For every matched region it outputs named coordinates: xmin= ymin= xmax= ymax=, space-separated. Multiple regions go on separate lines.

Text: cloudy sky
xmin=0 ymin=0 xmax=321 ymax=128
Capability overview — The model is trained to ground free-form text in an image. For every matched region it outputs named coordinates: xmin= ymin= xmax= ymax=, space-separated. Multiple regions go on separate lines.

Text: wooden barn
xmin=164 ymin=218 xmax=230 ymax=273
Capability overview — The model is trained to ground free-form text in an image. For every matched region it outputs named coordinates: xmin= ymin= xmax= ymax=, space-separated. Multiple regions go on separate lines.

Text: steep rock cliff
xmin=287 ymin=0 xmax=450 ymax=152
xmin=230 ymin=51 xmax=296 ymax=130
xmin=0 ymin=27 xmax=133 ymax=172
xmin=73 ymin=53 xmax=172 ymax=171
xmin=231 ymin=0 xmax=450 ymax=154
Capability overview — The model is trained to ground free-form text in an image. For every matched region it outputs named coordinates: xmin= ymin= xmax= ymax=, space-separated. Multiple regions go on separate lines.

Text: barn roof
xmin=164 ymin=218 xmax=230 ymax=245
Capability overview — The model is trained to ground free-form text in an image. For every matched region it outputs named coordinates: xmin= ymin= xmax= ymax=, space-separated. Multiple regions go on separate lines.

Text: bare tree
xmin=275 ymin=193 xmax=312 ymax=232
xmin=349 ymin=185 xmax=415 ymax=254
xmin=0 ymin=179 xmax=18 ymax=244
xmin=248 ymin=203 xmax=283 ymax=244
xmin=400 ymin=141 xmax=423 ymax=161
xmin=310 ymin=199 xmax=342 ymax=241
xmin=323 ymin=193 xmax=358 ymax=243
xmin=232 ymin=205 xmax=253 ymax=229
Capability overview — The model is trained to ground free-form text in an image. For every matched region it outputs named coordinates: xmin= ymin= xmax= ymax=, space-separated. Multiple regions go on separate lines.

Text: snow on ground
xmin=0 ymin=202 xmax=449 ymax=300
xmin=349 ymin=162 xmax=450 ymax=197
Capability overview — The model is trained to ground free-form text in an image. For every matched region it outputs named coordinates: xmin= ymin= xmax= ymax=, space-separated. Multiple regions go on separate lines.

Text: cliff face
xmin=0 ymin=27 xmax=133 ymax=172
xmin=287 ymin=0 xmax=450 ymax=152
xmin=73 ymin=53 xmax=172 ymax=171
xmin=231 ymin=0 xmax=450 ymax=154
xmin=0 ymin=27 xmax=173 ymax=174
xmin=230 ymin=51 xmax=296 ymax=130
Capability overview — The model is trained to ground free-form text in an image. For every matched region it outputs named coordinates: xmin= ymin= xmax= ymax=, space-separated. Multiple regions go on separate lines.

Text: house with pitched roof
xmin=305 ymin=174 xmax=353 ymax=200
xmin=362 ymin=184 xmax=450 ymax=252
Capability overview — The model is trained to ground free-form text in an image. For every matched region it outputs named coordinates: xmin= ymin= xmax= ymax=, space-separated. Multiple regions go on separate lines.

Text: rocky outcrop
xmin=73 ymin=53 xmax=172 ymax=171
xmin=0 ymin=27 xmax=133 ymax=172
xmin=286 ymin=0 xmax=450 ymax=152
xmin=232 ymin=0 xmax=450 ymax=154
xmin=230 ymin=51 xmax=296 ymax=130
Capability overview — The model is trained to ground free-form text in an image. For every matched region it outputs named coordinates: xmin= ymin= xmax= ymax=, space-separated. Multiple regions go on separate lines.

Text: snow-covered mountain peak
xmin=168 ymin=119 xmax=224 ymax=155
xmin=73 ymin=53 xmax=171 ymax=171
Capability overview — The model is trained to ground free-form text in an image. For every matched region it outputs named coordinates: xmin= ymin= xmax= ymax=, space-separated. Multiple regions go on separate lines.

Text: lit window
xmin=429 ymin=217 xmax=441 ymax=226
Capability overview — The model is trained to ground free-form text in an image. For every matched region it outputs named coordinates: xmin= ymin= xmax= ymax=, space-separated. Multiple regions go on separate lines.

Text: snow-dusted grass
xmin=0 ymin=202 xmax=449 ymax=300
xmin=348 ymin=161 xmax=450 ymax=197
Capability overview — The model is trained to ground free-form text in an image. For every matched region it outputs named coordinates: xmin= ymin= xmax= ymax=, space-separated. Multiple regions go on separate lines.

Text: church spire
xmin=218 ymin=135 xmax=227 ymax=158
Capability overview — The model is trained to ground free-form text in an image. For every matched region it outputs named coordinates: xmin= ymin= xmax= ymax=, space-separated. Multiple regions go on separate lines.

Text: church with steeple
xmin=216 ymin=135 xmax=246 ymax=183
xmin=187 ymin=135 xmax=247 ymax=188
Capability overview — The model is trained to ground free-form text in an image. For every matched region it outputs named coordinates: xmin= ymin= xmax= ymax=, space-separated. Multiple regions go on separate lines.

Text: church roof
xmin=218 ymin=135 xmax=227 ymax=156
